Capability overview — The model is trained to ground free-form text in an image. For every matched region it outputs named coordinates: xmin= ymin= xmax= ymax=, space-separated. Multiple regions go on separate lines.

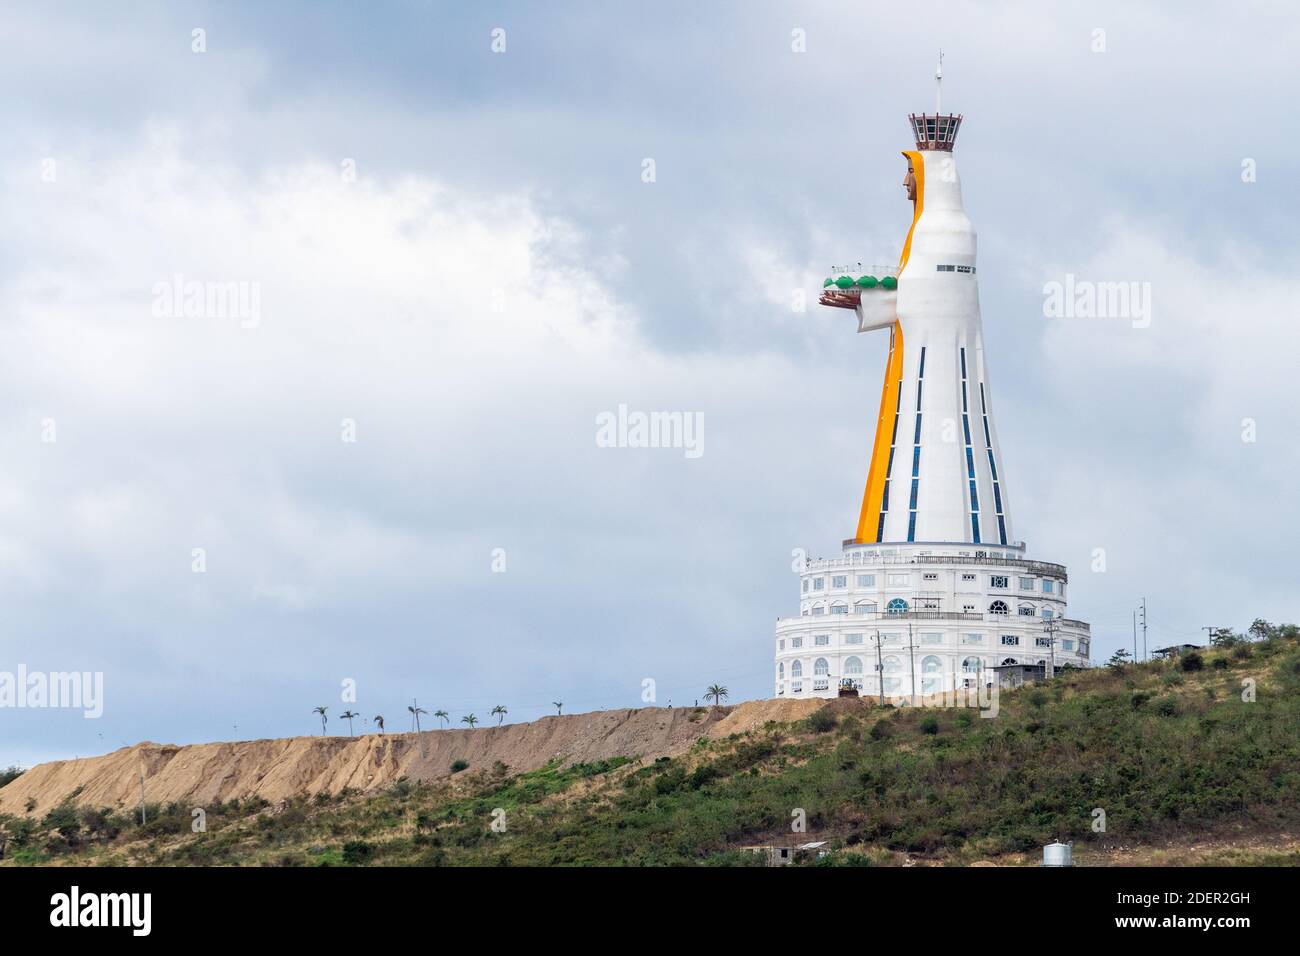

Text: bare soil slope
xmin=1 ymin=699 xmax=819 ymax=816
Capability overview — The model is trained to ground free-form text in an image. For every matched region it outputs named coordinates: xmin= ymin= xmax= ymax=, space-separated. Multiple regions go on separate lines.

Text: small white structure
xmin=1042 ymin=842 xmax=1073 ymax=867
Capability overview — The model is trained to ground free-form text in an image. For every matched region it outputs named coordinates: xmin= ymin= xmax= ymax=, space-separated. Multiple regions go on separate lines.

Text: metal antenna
xmin=935 ymin=51 xmax=944 ymax=114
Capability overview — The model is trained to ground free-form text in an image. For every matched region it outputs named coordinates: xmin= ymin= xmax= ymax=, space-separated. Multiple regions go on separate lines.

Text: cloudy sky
xmin=2 ymin=1 xmax=1297 ymax=765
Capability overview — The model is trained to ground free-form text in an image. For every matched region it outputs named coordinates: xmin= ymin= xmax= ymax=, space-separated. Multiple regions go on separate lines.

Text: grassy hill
xmin=4 ymin=627 xmax=1300 ymax=866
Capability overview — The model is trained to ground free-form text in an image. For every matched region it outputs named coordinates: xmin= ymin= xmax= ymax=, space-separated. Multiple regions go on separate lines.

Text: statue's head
xmin=903 ymin=162 xmax=917 ymax=202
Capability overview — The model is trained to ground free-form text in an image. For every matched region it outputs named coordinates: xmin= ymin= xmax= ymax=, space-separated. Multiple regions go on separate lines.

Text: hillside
xmin=2 ymin=633 xmax=1298 ymax=866
xmin=0 ymin=698 xmax=823 ymax=819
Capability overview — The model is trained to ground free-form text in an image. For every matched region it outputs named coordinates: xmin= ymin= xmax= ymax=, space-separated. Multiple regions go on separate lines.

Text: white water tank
xmin=1042 ymin=842 xmax=1073 ymax=867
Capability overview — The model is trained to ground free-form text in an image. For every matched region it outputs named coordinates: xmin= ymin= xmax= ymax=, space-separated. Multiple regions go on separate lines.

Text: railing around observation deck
xmin=776 ymin=611 xmax=1090 ymax=632
xmin=809 ymin=549 xmax=1069 ymax=582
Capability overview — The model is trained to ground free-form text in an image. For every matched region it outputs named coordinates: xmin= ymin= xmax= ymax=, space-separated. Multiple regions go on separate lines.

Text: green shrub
xmin=450 ymin=760 xmax=469 ymax=773
xmin=341 ymin=840 xmax=372 ymax=864
xmin=807 ymin=709 xmax=838 ymax=734
xmin=919 ymin=716 xmax=940 ymax=735
xmin=1154 ymin=696 xmax=1180 ymax=717
xmin=1181 ymin=652 xmax=1204 ymax=672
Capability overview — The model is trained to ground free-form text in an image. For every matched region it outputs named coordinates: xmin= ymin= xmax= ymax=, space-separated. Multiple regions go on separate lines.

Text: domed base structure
xmin=773 ymin=541 xmax=1090 ymax=701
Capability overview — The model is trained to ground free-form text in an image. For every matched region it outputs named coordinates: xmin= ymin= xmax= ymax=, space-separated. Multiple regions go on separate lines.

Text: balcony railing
xmin=777 ymin=611 xmax=1089 ymax=629
xmin=811 ymin=550 xmax=1068 ymax=582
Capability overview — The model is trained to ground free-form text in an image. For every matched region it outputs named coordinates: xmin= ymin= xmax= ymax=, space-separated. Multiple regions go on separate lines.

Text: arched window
xmin=1001 ymin=657 xmax=1018 ymax=666
xmin=814 ymin=658 xmax=829 ymax=676
xmin=921 ymin=655 xmax=943 ymax=694
xmin=812 ymin=603 xmax=826 ymax=616
xmin=961 ymin=656 xmax=983 ymax=675
xmin=778 ymin=662 xmax=785 ymax=679
xmin=882 ymin=656 xmax=902 ymax=693
xmin=989 ymin=600 xmax=1009 ymax=615
xmin=844 ymin=656 xmax=863 ymax=676
xmin=854 ymin=600 xmax=876 ymax=615
xmin=886 ymin=598 xmax=910 ymax=614
xmin=791 ymin=660 xmax=803 ymax=678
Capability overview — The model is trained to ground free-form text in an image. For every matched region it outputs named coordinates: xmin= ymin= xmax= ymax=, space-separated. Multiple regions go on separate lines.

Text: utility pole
xmin=1202 ymin=625 xmax=1226 ymax=647
xmin=139 ymin=766 xmax=147 ymax=826
xmin=1132 ymin=610 xmax=1138 ymax=661
xmin=1140 ymin=598 xmax=1148 ymax=661
xmin=872 ymin=629 xmax=885 ymax=706
xmin=907 ymin=623 xmax=918 ymax=707
xmin=1042 ymin=617 xmax=1058 ymax=680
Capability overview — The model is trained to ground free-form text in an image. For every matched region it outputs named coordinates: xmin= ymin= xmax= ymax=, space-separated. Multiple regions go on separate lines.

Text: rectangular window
xmin=815 ymin=634 xmax=830 ymax=646
xmin=921 ymin=633 xmax=942 ymax=645
xmin=831 ymin=604 xmax=848 ymax=614
xmin=802 ymin=579 xmax=809 ymax=593
xmin=1001 ymin=635 xmax=1019 ymax=646
xmin=1019 ymin=577 xmax=1034 ymax=589
xmin=778 ymin=640 xmax=785 ymax=650
xmin=845 ymin=634 xmax=863 ymax=645
xmin=887 ymin=573 xmax=910 ymax=586
xmin=812 ymin=607 xmax=825 ymax=616
xmin=882 ymin=632 xmax=902 ymax=644
xmin=1036 ymin=637 xmax=1052 ymax=648
xmin=1018 ymin=606 xmax=1035 ymax=616
xmin=1081 ymin=640 xmax=1090 ymax=656
xmin=856 ymin=574 xmax=875 ymax=587
xmin=961 ymin=573 xmax=976 ymax=582
xmin=813 ymin=578 xmax=824 ymax=590
xmin=792 ymin=637 xmax=803 ymax=648
xmin=1062 ymin=639 xmax=1075 ymax=652
xmin=1042 ymin=580 xmax=1055 ymax=594
xmin=831 ymin=575 xmax=847 ymax=589
xmin=962 ymin=634 xmax=984 ymax=645
xmin=990 ymin=575 xmax=1009 ymax=589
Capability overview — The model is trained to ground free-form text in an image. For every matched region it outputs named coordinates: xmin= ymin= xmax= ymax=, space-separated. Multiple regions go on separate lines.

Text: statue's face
xmin=903 ymin=164 xmax=916 ymax=201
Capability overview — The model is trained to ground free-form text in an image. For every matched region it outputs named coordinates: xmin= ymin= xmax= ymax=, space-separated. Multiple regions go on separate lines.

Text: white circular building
xmin=775 ymin=102 xmax=1091 ymax=700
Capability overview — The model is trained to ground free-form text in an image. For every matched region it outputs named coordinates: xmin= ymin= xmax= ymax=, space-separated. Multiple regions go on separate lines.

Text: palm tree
xmin=372 ymin=715 xmax=385 ymax=735
xmin=704 ymin=684 xmax=730 ymax=706
xmin=312 ymin=706 xmax=328 ymax=735
xmin=491 ymin=705 xmax=508 ymax=725
xmin=340 ymin=710 xmax=358 ymax=736
xmin=434 ymin=709 xmax=449 ymax=729
xmin=408 ymin=703 xmax=428 ymax=733
xmin=461 ymin=714 xmax=478 ymax=728
xmin=552 ymin=701 xmax=563 ymax=716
